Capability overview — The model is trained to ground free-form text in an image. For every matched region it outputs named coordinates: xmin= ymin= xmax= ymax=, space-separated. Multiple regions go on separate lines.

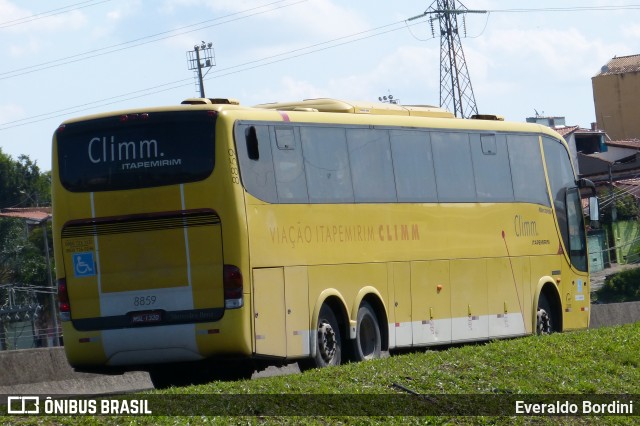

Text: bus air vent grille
xmin=61 ymin=210 xmax=220 ymax=238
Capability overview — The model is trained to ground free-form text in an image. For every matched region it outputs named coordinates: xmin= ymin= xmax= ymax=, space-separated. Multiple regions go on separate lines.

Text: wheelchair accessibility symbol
xmin=72 ymin=252 xmax=96 ymax=277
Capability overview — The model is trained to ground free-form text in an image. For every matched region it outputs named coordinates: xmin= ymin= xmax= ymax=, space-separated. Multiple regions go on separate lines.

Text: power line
xmin=0 ymin=0 xmax=114 ymax=30
xmin=3 ymin=3 xmax=635 ymax=130
xmin=0 ymin=18 xmax=425 ymax=131
xmin=1 ymin=2 xmax=635 ymax=81
xmin=0 ymin=0 xmax=308 ymax=81
xmin=487 ymin=5 xmax=640 ymax=13
xmin=0 ymin=78 xmax=193 ymax=129
xmin=205 ymin=20 xmax=414 ymax=79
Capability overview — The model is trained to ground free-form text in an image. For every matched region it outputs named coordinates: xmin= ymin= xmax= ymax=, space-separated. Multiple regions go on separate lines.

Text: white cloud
xmin=159 ymin=0 xmax=203 ymax=15
xmin=0 ymin=103 xmax=25 ymax=125
xmin=242 ymin=44 xmax=440 ymax=106
xmin=623 ymin=25 xmax=640 ymax=39
xmin=0 ymin=0 xmax=87 ymax=35
xmin=325 ymin=45 xmax=439 ymax=102
xmin=475 ymin=27 xmax=631 ymax=81
xmin=89 ymin=0 xmax=143 ymax=39
xmin=107 ymin=1 xmax=142 ymax=22
xmin=161 ymin=0 xmax=369 ymax=38
xmin=275 ymin=76 xmax=325 ymax=100
xmin=0 ymin=0 xmax=30 ymax=28
xmin=8 ymin=37 xmax=41 ymax=56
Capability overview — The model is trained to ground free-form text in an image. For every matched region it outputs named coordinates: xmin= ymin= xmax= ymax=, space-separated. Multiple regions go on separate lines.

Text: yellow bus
xmin=52 ymin=97 xmax=595 ymax=378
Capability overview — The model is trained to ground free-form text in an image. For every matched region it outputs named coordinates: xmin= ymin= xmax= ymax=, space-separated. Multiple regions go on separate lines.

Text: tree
xmin=0 ymin=149 xmax=21 ymax=209
xmin=598 ymin=187 xmax=640 ymax=225
xmin=0 ymin=149 xmax=50 ymax=208
xmin=0 ymin=149 xmax=52 ymax=349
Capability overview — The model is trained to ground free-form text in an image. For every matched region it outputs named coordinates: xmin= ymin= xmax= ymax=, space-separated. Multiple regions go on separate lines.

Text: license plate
xmin=130 ymin=311 xmax=162 ymax=325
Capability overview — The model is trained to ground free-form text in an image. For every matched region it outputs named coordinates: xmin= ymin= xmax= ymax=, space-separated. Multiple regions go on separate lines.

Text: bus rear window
xmin=56 ymin=111 xmax=215 ymax=192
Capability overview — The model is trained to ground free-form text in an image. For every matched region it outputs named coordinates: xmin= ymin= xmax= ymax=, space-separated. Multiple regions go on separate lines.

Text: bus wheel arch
xmin=351 ymin=288 xmax=388 ymax=351
xmin=534 ymin=281 xmax=563 ymax=334
xmin=353 ymin=290 xmax=388 ymax=358
xmin=351 ymin=298 xmax=385 ymax=362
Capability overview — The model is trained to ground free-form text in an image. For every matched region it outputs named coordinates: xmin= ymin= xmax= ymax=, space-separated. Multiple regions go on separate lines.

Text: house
xmin=577 ymin=139 xmax=640 ymax=184
xmin=553 ymin=124 xmax=607 ymax=177
xmin=592 ymin=54 xmax=640 ymax=141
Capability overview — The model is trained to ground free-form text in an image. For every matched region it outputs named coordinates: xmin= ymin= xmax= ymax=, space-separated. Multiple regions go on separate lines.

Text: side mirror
xmin=578 ymin=178 xmax=596 ymax=196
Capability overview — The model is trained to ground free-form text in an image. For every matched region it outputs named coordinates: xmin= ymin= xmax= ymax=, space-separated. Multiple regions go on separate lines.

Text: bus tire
xmin=352 ymin=301 xmax=381 ymax=362
xmin=536 ymin=293 xmax=553 ymax=335
xmin=299 ymin=304 xmax=342 ymax=370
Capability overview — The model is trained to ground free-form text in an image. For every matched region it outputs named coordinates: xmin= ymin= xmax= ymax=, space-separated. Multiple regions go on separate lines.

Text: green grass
xmin=3 ymin=323 xmax=639 ymax=425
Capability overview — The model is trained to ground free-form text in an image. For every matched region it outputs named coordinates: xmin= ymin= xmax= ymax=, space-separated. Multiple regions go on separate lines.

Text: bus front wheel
xmin=536 ymin=293 xmax=553 ymax=335
xmin=299 ymin=304 xmax=342 ymax=370
xmin=352 ymin=301 xmax=381 ymax=362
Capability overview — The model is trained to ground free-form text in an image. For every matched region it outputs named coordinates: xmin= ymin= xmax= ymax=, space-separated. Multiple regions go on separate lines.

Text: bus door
xmin=561 ymin=187 xmax=589 ymax=329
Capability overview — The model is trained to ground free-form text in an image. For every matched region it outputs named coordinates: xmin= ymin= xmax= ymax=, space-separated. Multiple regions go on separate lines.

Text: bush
xmin=596 ymin=268 xmax=640 ymax=303
xmin=598 ymin=188 xmax=640 ymax=225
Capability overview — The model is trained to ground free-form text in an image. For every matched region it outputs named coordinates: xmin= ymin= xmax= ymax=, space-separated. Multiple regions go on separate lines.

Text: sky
xmin=1 ymin=0 xmax=639 ymax=172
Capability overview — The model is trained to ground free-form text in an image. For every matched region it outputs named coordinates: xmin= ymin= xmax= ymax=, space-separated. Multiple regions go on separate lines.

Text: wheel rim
xmin=537 ymin=308 xmax=552 ymax=335
xmin=359 ymin=314 xmax=377 ymax=359
xmin=318 ymin=321 xmax=337 ymax=363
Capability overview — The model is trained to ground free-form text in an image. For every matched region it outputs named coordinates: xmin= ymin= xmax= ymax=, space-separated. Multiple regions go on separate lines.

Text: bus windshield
xmin=56 ymin=110 xmax=216 ymax=192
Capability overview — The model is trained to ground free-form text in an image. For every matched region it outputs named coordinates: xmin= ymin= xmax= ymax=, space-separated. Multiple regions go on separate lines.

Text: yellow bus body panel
xmin=51 ymin=100 xmax=591 ymax=369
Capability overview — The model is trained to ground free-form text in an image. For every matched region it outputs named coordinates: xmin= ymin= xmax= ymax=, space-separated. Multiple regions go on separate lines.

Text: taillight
xmin=119 ymin=113 xmax=149 ymax=122
xmin=223 ymin=265 xmax=243 ymax=309
xmin=58 ymin=278 xmax=71 ymax=321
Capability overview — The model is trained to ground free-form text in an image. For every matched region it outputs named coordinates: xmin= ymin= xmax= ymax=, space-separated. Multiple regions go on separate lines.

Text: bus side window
xmin=271 ymin=126 xmax=308 ymax=203
xmin=390 ymin=129 xmax=438 ymax=203
xmin=301 ymin=126 xmax=354 ymax=203
xmin=347 ymin=128 xmax=396 ymax=203
xmin=431 ymin=131 xmax=476 ymax=202
xmin=471 ymin=133 xmax=514 ymax=202
xmin=246 ymin=126 xmax=260 ymax=160
xmin=508 ymin=135 xmax=550 ymax=206
xmin=235 ymin=123 xmax=278 ymax=203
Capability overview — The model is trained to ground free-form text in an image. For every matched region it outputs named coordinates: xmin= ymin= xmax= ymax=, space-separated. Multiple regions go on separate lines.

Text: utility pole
xmin=40 ymin=218 xmax=57 ymax=346
xmin=186 ymin=41 xmax=215 ymax=98
xmin=409 ymin=1 xmax=486 ymax=118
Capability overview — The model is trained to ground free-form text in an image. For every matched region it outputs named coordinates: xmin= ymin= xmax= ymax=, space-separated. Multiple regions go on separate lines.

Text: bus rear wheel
xmin=352 ymin=301 xmax=381 ymax=362
xmin=299 ymin=304 xmax=342 ymax=370
xmin=536 ymin=293 xmax=553 ymax=335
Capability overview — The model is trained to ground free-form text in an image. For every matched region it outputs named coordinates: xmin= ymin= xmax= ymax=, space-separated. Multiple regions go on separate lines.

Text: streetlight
xmin=378 ymin=92 xmax=399 ymax=104
xmin=186 ymin=41 xmax=215 ymax=98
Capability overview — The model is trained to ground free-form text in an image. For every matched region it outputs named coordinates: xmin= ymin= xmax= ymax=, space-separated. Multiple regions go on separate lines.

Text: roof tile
xmin=597 ymin=54 xmax=640 ymax=76
xmin=606 ymin=139 xmax=640 ymax=150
